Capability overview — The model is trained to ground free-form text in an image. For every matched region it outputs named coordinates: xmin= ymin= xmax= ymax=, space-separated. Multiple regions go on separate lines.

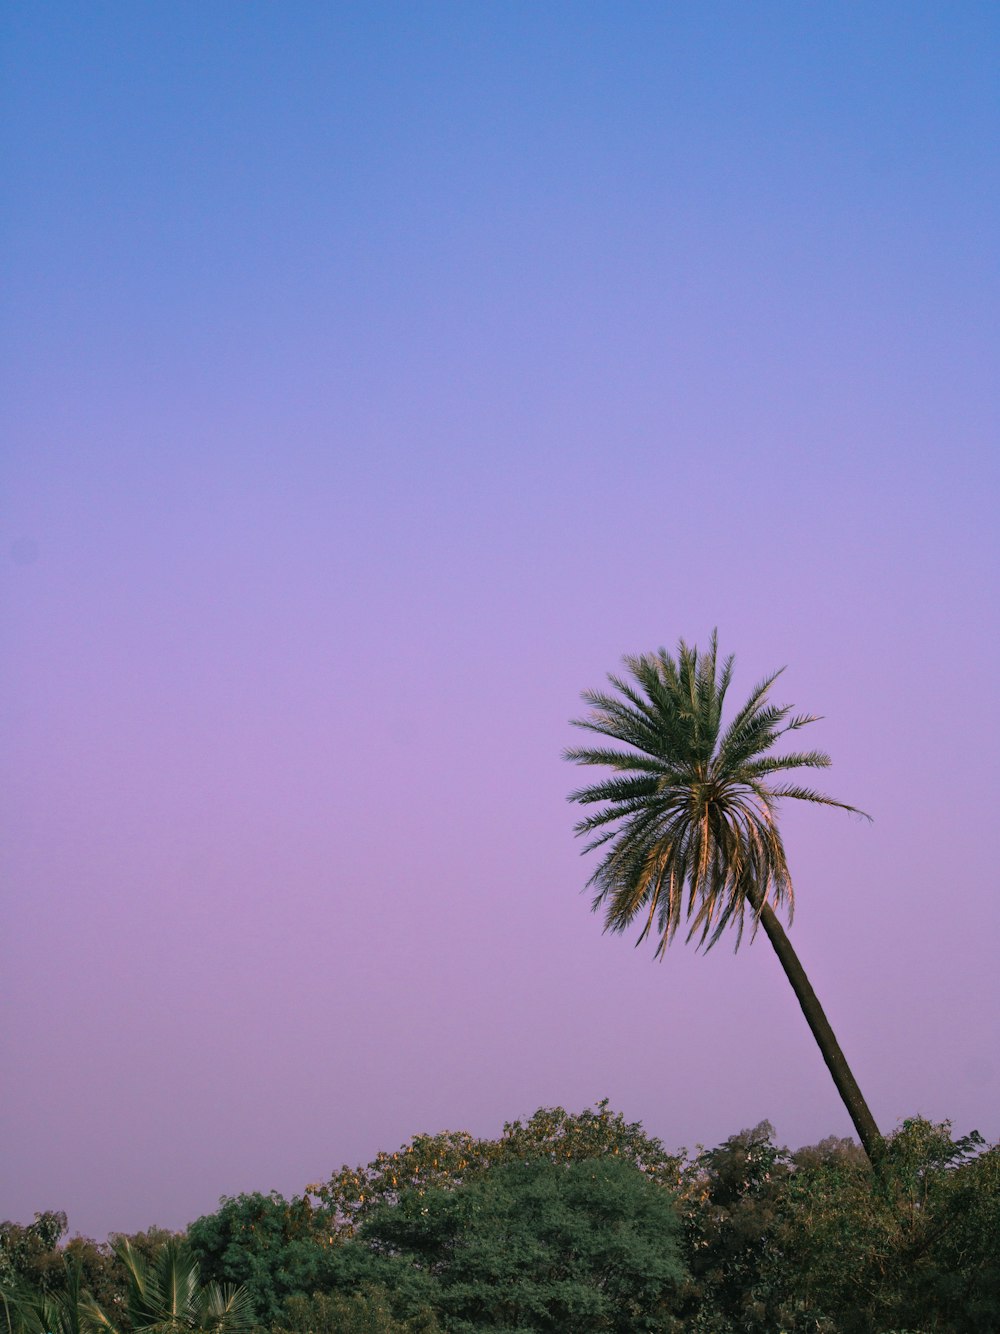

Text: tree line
xmin=3 ymin=1102 xmax=998 ymax=1332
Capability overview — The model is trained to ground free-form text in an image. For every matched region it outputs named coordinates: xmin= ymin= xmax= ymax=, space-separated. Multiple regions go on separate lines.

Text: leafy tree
xmin=920 ymin=1135 xmax=1000 ymax=1330
xmin=1 ymin=1214 xmax=71 ymax=1292
xmin=673 ymin=1116 xmax=998 ymax=1333
xmin=565 ymin=632 xmax=882 ymax=1161
xmin=190 ymin=1105 xmax=682 ymax=1325
xmin=309 ymin=1133 xmax=490 ymax=1241
xmin=187 ymin=1194 xmax=338 ymax=1325
xmin=349 ymin=1156 xmax=685 ymax=1332
xmin=308 ymin=1102 xmax=681 ymax=1238
xmin=810 ymin=1116 xmax=997 ymax=1333
xmin=493 ymin=1102 xmax=680 ymax=1187
xmin=274 ymin=1287 xmax=441 ymax=1333
xmin=671 ymin=1122 xmax=795 ymax=1332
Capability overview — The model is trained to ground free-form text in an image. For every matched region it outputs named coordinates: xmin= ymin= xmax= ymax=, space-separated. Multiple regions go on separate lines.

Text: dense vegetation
xmin=4 ymin=1103 xmax=998 ymax=1333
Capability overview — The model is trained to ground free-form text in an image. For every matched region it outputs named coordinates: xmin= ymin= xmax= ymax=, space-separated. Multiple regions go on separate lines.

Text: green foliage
xmin=187 ymin=1195 xmax=336 ymax=1326
xmin=190 ymin=1104 xmax=679 ymax=1325
xmin=9 ymin=1106 xmax=999 ymax=1333
xmin=0 ymin=1216 xmax=130 ymax=1334
xmin=764 ymin=1117 xmax=993 ymax=1332
xmin=308 ymin=1101 xmax=681 ymax=1239
xmin=919 ymin=1139 xmax=1000 ymax=1329
xmin=493 ymin=1102 xmax=681 ymax=1188
xmin=671 ymin=1116 xmax=999 ymax=1333
xmin=309 ymin=1134 xmax=489 ymax=1241
xmin=303 ymin=1249 xmax=443 ymax=1331
xmin=672 ymin=1121 xmax=793 ymax=1332
xmin=274 ymin=1288 xmax=441 ymax=1333
xmin=2 ymin=1255 xmax=89 ymax=1334
xmin=300 ymin=1104 xmax=685 ymax=1330
xmin=346 ymin=1156 xmax=685 ymax=1332
xmin=1 ymin=1213 xmax=178 ymax=1327
xmin=1 ymin=1214 xmax=70 ymax=1291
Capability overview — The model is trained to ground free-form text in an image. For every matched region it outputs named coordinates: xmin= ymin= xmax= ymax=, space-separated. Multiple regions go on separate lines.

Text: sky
xmin=2 ymin=1 xmax=998 ymax=1241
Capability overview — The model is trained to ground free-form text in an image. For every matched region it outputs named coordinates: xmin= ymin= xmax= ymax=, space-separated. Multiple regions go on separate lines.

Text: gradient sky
xmin=2 ymin=1 xmax=998 ymax=1241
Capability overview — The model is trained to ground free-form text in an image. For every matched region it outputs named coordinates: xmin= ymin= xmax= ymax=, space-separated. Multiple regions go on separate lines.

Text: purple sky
xmin=2 ymin=2 xmax=998 ymax=1241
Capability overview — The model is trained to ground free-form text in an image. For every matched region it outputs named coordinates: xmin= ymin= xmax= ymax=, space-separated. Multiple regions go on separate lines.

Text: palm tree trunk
xmin=749 ymin=892 xmax=884 ymax=1163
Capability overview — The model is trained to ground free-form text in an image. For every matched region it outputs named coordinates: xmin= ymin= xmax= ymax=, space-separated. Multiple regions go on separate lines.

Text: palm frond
xmin=563 ymin=746 xmax=669 ymax=776
xmin=566 ymin=634 xmax=865 ymax=954
xmin=197 ymin=1286 xmax=255 ymax=1334
xmin=739 ymin=750 xmax=833 ymax=777
xmin=758 ymin=783 xmax=871 ymax=817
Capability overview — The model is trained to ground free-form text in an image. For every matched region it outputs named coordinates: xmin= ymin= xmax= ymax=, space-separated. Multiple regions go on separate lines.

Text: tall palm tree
xmin=565 ymin=632 xmax=883 ymax=1162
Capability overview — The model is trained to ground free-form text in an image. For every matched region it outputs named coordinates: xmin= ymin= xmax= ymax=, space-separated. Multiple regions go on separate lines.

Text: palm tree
xmin=82 ymin=1239 xmax=254 ymax=1334
xmin=1 ymin=1258 xmax=89 ymax=1334
xmin=565 ymin=632 xmax=883 ymax=1162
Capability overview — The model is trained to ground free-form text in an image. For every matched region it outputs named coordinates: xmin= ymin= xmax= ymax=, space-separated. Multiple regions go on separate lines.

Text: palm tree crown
xmin=566 ymin=631 xmax=868 ymax=955
xmin=84 ymin=1239 xmax=254 ymax=1334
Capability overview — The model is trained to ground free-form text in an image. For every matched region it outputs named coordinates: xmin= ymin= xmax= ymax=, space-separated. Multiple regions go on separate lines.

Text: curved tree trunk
xmin=749 ymin=891 xmax=884 ymax=1164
